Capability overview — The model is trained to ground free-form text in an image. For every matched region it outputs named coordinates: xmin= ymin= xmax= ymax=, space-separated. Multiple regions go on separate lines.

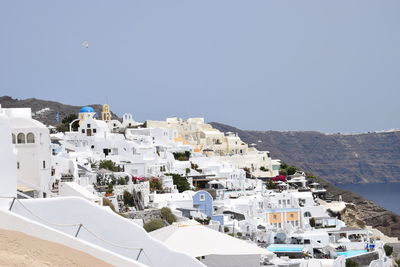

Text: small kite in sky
xmin=82 ymin=40 xmax=89 ymax=48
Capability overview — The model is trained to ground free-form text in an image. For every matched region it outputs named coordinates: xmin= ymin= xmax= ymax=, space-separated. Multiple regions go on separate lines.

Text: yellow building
xmin=266 ymin=209 xmax=301 ymax=229
xmin=101 ymin=104 xmax=112 ymax=121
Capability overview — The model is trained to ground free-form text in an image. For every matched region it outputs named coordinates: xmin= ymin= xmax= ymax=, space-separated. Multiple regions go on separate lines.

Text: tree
xmin=384 ymin=244 xmax=393 ymax=256
xmin=267 ymin=179 xmax=276 ymax=190
xmin=56 ymin=114 xmax=79 ymax=132
xmin=286 ymin=166 xmax=298 ymax=175
xmin=309 ymin=217 xmax=316 ymax=227
xmin=160 ymin=207 xmax=177 ymax=224
xmin=143 ymin=219 xmax=165 ymax=232
xmin=123 ymin=191 xmax=135 ymax=207
xmin=279 ymin=169 xmax=288 ymax=176
xmin=280 ymin=162 xmax=288 ymax=169
xmin=165 ymin=173 xmax=190 ymax=192
xmin=149 ymin=178 xmax=163 ymax=192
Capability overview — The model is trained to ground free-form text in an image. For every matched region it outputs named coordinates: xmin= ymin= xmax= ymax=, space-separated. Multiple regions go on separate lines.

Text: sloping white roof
xmin=150 ymin=220 xmax=272 ymax=258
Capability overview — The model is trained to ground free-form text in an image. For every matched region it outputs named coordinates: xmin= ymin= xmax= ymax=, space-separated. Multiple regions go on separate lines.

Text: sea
xmin=337 ymin=183 xmax=400 ymax=215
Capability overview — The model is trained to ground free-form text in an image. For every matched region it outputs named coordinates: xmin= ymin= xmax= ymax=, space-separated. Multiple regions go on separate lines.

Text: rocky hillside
xmin=211 ymin=122 xmax=400 ymax=184
xmin=318 ymin=178 xmax=400 ymax=239
xmin=0 ymin=96 xmax=119 ymax=126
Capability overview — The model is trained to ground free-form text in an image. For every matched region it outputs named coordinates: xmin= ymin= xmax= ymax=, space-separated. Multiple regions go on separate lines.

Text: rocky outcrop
xmin=319 ymin=178 xmax=400 ymax=239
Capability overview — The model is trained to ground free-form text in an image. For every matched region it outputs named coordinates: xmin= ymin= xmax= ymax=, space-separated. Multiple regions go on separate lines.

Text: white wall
xmin=0 ymin=210 xmax=144 ymax=267
xmin=0 ymin=111 xmax=17 ymax=208
xmin=11 ymin=197 xmax=204 ymax=267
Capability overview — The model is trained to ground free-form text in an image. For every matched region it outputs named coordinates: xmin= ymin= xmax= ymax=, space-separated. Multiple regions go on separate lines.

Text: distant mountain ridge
xmin=0 ymin=96 xmax=119 ymax=125
xmin=210 ymin=122 xmax=400 ymax=184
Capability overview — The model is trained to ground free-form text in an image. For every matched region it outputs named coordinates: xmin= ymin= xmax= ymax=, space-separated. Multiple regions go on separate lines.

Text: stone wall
xmin=127 ymin=209 xmax=162 ymax=224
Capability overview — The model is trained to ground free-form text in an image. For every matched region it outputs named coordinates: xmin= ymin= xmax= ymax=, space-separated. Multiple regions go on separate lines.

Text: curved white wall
xmin=0 ymin=210 xmax=144 ymax=267
xmin=12 ymin=197 xmax=204 ymax=267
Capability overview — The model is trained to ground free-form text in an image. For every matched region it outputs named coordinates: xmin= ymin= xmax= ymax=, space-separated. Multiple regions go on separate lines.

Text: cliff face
xmin=211 ymin=122 xmax=400 ymax=184
xmin=318 ymin=178 xmax=400 ymax=238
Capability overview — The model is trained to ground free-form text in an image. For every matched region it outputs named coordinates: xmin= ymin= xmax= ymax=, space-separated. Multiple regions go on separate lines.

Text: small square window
xmin=93 ymin=129 xmax=97 ymax=133
xmin=199 ymin=194 xmax=205 ymax=201
xmin=82 ymin=129 xmax=85 ymax=133
xmin=87 ymin=124 xmax=91 ymax=128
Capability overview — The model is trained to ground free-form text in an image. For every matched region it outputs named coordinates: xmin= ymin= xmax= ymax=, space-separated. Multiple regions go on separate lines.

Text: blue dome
xmin=79 ymin=106 xmax=95 ymax=113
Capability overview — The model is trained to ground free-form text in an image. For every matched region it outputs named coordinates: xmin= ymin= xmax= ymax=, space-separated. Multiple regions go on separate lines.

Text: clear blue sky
xmin=1 ymin=1 xmax=400 ymax=133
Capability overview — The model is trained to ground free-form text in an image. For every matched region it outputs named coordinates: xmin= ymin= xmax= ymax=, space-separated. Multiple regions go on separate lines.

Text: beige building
xmin=145 ymin=117 xmax=280 ymax=177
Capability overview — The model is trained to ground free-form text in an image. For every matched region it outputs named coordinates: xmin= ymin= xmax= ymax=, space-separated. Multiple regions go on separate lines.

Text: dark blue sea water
xmin=337 ymin=183 xmax=400 ymax=215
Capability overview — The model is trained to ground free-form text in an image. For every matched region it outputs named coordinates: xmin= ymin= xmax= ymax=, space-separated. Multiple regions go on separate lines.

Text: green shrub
xmin=173 ymin=151 xmax=191 ymax=161
xmin=286 ymin=166 xmax=298 ymax=175
xmin=149 ymin=178 xmax=163 ymax=192
xmin=236 ymin=232 xmax=242 ymax=237
xmin=267 ymin=179 xmax=276 ymax=190
xmin=106 ymin=183 xmax=114 ymax=194
xmin=346 ymin=259 xmax=358 ymax=267
xmin=99 ymin=160 xmax=122 ymax=172
xmin=123 ymin=191 xmax=134 ymax=207
xmin=143 ymin=219 xmax=165 ymax=232
xmin=102 ymin=197 xmax=116 ymax=212
xmin=384 ymin=244 xmax=393 ymax=256
xmin=160 ymin=207 xmax=177 ymax=224
xmin=224 ymin=226 xmax=229 ymax=233
xmin=117 ymin=177 xmax=127 ymax=185
xmin=309 ymin=217 xmax=316 ymax=227
xmin=56 ymin=114 xmax=79 ymax=132
xmin=165 ymin=173 xmax=191 ymax=192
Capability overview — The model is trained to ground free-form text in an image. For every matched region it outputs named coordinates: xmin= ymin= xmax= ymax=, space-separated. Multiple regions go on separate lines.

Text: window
xmin=17 ymin=162 xmax=20 ymax=169
xmin=278 ymin=200 xmax=281 ymax=205
xmin=290 ymin=214 xmax=294 ymax=218
xmin=93 ymin=129 xmax=97 ymax=133
xmin=17 ymin=133 xmax=25 ymax=144
xmin=82 ymin=129 xmax=85 ymax=133
xmin=43 ymin=161 xmax=46 ymax=169
xmin=12 ymin=133 xmax=16 ymax=144
xmin=26 ymin=132 xmax=35 ymax=143
xmin=287 ymin=200 xmax=291 ymax=205
xmin=199 ymin=194 xmax=205 ymax=201
xmin=304 ymin=212 xmax=312 ymax=218
xmin=273 ymin=215 xmax=277 ymax=219
xmin=87 ymin=124 xmax=91 ymax=128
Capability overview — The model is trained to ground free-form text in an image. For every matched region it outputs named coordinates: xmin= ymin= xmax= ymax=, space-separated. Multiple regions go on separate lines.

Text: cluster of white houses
xmin=0 ymin=103 xmax=395 ymax=267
